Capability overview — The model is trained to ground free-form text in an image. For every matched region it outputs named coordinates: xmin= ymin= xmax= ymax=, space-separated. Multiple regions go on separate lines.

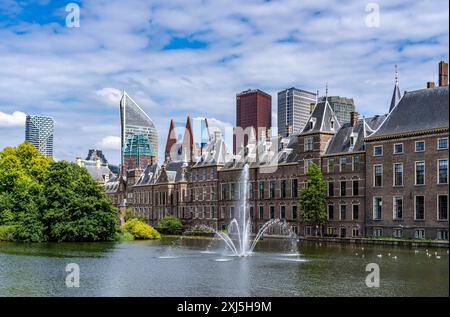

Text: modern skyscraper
xmin=318 ymin=96 xmax=355 ymax=125
xmin=25 ymin=115 xmax=54 ymax=157
xmin=120 ymin=91 xmax=158 ymax=171
xmin=277 ymin=88 xmax=316 ymax=137
xmin=234 ymin=89 xmax=272 ymax=154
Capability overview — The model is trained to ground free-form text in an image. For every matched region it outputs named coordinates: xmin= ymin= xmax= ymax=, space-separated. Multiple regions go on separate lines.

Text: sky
xmin=0 ymin=0 xmax=448 ymax=165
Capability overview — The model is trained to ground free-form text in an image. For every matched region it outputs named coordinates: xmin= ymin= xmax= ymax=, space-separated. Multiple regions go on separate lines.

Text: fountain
xmin=201 ymin=164 xmax=298 ymax=257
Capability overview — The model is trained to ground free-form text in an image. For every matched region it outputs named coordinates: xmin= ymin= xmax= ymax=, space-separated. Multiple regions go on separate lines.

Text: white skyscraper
xmin=25 ymin=115 xmax=54 ymax=157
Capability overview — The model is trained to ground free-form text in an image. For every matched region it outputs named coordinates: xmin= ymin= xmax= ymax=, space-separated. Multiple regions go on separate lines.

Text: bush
xmin=0 ymin=225 xmax=16 ymax=241
xmin=115 ymin=230 xmax=135 ymax=241
xmin=156 ymin=216 xmax=183 ymax=235
xmin=122 ymin=219 xmax=160 ymax=240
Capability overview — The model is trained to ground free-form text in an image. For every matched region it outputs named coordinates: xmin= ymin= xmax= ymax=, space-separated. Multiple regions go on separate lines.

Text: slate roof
xmin=302 ymin=100 xmax=341 ymax=134
xmin=135 ymin=163 xmax=160 ymax=186
xmin=368 ymin=86 xmax=449 ymax=139
xmin=84 ymin=164 xmax=113 ymax=182
xmin=105 ymin=176 xmax=120 ymax=193
xmin=194 ymin=132 xmax=231 ymax=167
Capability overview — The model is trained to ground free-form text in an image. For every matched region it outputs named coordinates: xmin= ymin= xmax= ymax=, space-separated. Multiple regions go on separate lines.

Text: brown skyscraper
xmin=234 ymin=89 xmax=272 ymax=154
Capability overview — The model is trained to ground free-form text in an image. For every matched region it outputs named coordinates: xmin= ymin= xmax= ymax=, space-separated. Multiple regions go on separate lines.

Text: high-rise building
xmin=25 ymin=115 xmax=54 ymax=157
xmin=120 ymin=91 xmax=158 ymax=171
xmin=234 ymin=89 xmax=272 ymax=154
xmin=318 ymin=96 xmax=355 ymax=125
xmin=123 ymin=134 xmax=155 ymax=170
xmin=277 ymin=88 xmax=316 ymax=137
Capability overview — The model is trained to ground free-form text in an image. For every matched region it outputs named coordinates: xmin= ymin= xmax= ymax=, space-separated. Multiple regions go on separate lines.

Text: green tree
xmin=42 ymin=161 xmax=118 ymax=242
xmin=156 ymin=215 xmax=183 ymax=235
xmin=299 ymin=163 xmax=327 ymax=236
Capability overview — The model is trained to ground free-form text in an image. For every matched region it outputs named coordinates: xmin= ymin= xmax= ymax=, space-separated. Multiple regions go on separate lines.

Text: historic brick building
xmin=106 ymin=62 xmax=449 ymax=241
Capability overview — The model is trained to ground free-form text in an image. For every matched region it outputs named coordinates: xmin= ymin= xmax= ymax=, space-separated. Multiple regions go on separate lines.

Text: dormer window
xmin=308 ymin=118 xmax=317 ymax=130
xmin=330 ymin=118 xmax=335 ymax=130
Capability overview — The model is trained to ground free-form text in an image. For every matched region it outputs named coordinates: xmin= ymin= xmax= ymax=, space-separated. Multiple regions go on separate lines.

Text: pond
xmin=0 ymin=237 xmax=448 ymax=296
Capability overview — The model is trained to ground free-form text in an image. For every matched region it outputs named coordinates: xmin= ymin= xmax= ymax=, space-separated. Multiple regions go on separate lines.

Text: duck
xmin=392 ymin=256 xmax=397 ymax=260
xmin=377 ymin=254 xmax=382 ymax=258
xmin=436 ymin=256 xmax=441 ymax=259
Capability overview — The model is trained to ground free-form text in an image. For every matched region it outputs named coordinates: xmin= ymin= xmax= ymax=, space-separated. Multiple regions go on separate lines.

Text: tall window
xmin=230 ymin=206 xmax=234 ymax=219
xmin=327 ymin=182 xmax=334 ymax=197
xmin=270 ymin=205 xmax=275 ymax=219
xmin=374 ymin=165 xmax=383 ymax=187
xmin=292 ymin=206 xmax=298 ymax=220
xmin=438 ymin=137 xmax=448 ymax=150
xmin=269 ymin=180 xmax=276 ymax=198
xmin=291 ymin=179 xmax=298 ymax=198
xmin=340 ymin=181 xmax=346 ymax=196
xmin=230 ymin=183 xmax=235 ymax=200
xmin=352 ymin=155 xmax=360 ymax=172
xmin=393 ymin=196 xmax=403 ymax=220
xmin=280 ymin=206 xmax=286 ymax=219
xmin=415 ymin=161 xmax=425 ymax=185
xmin=394 ymin=163 xmax=403 ymax=186
xmin=327 ymin=159 xmax=334 ymax=173
xmin=340 ymin=205 xmax=347 ymax=220
xmin=352 ymin=180 xmax=359 ymax=196
xmin=305 ymin=137 xmax=314 ymax=151
xmin=415 ymin=196 xmax=425 ymax=220
xmin=259 ymin=181 xmax=264 ymax=199
xmin=394 ymin=143 xmax=403 ymax=154
xmin=374 ymin=145 xmax=383 ymax=156
xmin=259 ymin=206 xmax=264 ymax=219
xmin=221 ymin=184 xmax=227 ymax=200
xmin=438 ymin=195 xmax=448 ymax=220
xmin=352 ymin=204 xmax=359 ymax=220
xmin=221 ymin=206 xmax=225 ymax=219
xmin=281 ymin=180 xmax=286 ymax=198
xmin=304 ymin=159 xmax=313 ymax=174
xmin=340 ymin=157 xmax=347 ymax=172
xmin=415 ymin=141 xmax=425 ymax=152
xmin=438 ymin=159 xmax=448 ymax=184
xmin=328 ymin=205 xmax=334 ymax=220
xmin=373 ymin=197 xmax=382 ymax=220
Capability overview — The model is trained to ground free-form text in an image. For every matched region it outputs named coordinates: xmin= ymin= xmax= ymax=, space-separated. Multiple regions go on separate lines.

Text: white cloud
xmin=0 ymin=111 xmax=26 ymax=128
xmin=97 ymin=136 xmax=121 ymax=151
xmin=95 ymin=87 xmax=122 ymax=107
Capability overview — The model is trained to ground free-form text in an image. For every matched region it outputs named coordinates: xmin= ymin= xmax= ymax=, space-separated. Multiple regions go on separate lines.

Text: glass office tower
xmin=25 ymin=115 xmax=54 ymax=157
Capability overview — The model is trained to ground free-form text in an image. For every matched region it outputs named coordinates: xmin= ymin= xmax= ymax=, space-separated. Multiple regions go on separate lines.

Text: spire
xmin=204 ymin=118 xmax=211 ymax=141
xmin=389 ymin=64 xmax=402 ymax=112
xmin=181 ymin=115 xmax=196 ymax=163
xmin=164 ymin=119 xmax=177 ymax=162
xmin=325 ymin=83 xmax=328 ymax=102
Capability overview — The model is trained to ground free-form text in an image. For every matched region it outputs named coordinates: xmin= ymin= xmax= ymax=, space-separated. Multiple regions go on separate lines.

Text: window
xmin=220 ymin=206 xmax=225 ymax=219
xmin=327 ymin=182 xmax=334 ymax=197
xmin=374 ymin=165 xmax=383 ymax=187
xmin=327 ymin=227 xmax=334 ymax=236
xmin=221 ymin=184 xmax=226 ymax=200
xmin=352 ymin=180 xmax=359 ymax=196
xmin=259 ymin=181 xmax=265 ymax=199
xmin=415 ymin=229 xmax=425 ymax=240
xmin=438 ymin=137 xmax=448 ymax=150
xmin=415 ymin=141 xmax=425 ymax=152
xmin=373 ymin=197 xmax=382 ymax=220
xmin=393 ymin=163 xmax=403 ymax=186
xmin=374 ymin=145 xmax=383 ymax=156
xmin=352 ymin=155 xmax=360 ymax=172
xmin=437 ymin=230 xmax=448 ymax=241
xmin=304 ymin=159 xmax=313 ymax=174
xmin=305 ymin=226 xmax=312 ymax=236
xmin=340 ymin=181 xmax=346 ymax=196
xmin=393 ymin=196 xmax=403 ymax=220
xmin=352 ymin=204 xmax=359 ymax=220
xmin=269 ymin=180 xmax=276 ymax=198
xmin=340 ymin=205 xmax=347 ymax=220
xmin=230 ymin=183 xmax=235 ymax=200
xmin=281 ymin=180 xmax=286 ymax=198
xmin=352 ymin=227 xmax=360 ymax=237
xmin=280 ymin=206 xmax=286 ymax=219
xmin=373 ymin=228 xmax=383 ymax=237
xmin=438 ymin=159 xmax=448 ymax=184
xmin=291 ymin=179 xmax=298 ymax=198
xmin=393 ymin=228 xmax=402 ymax=238
xmin=292 ymin=206 xmax=298 ymax=220
xmin=230 ymin=206 xmax=234 ymax=219
xmin=259 ymin=206 xmax=264 ymax=219
xmin=203 ymin=169 xmax=207 ymax=180
xmin=327 ymin=159 xmax=334 ymax=173
xmin=339 ymin=157 xmax=347 ymax=172
xmin=270 ymin=206 xmax=275 ymax=219
xmin=415 ymin=196 xmax=425 ymax=220
xmin=328 ymin=205 xmax=334 ymax=220
xmin=394 ymin=143 xmax=404 ymax=154
xmin=438 ymin=195 xmax=448 ymax=220
xmin=415 ymin=161 xmax=425 ymax=185
xmin=305 ymin=137 xmax=314 ymax=151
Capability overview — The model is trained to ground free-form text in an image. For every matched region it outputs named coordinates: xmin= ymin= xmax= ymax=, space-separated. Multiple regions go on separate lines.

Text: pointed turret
xmin=181 ymin=115 xmax=196 ymax=163
xmin=164 ymin=119 xmax=178 ymax=162
xmin=389 ymin=65 xmax=402 ymax=112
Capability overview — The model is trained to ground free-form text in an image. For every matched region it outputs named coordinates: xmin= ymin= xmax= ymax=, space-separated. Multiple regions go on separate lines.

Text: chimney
xmin=439 ymin=61 xmax=448 ymax=87
xmin=427 ymin=81 xmax=435 ymax=89
xmin=350 ymin=111 xmax=359 ymax=127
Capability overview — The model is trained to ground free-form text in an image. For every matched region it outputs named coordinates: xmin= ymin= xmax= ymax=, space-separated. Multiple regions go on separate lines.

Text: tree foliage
xmin=123 ymin=218 xmax=161 ymax=240
xmin=156 ymin=215 xmax=183 ymax=235
xmin=299 ymin=163 xmax=327 ymax=234
xmin=0 ymin=142 xmax=118 ymax=242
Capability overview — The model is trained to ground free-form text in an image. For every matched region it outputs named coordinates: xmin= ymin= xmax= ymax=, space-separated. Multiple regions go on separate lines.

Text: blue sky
xmin=0 ymin=0 xmax=448 ymax=164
